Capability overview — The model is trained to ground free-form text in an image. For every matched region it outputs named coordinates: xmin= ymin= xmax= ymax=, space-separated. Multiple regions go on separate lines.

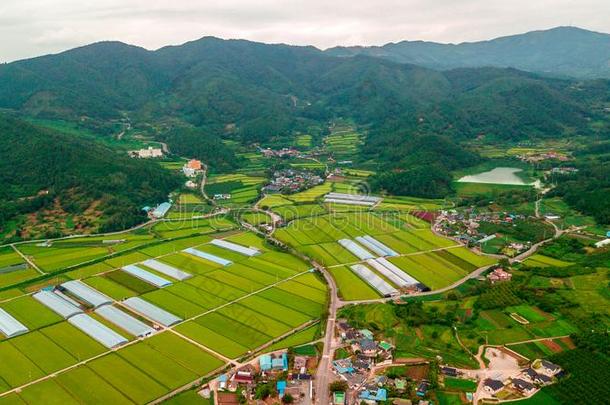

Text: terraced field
xmin=0 ymin=230 xmax=327 ymax=403
xmin=205 ymin=174 xmax=266 ymax=206
xmin=324 ymin=126 xmax=363 ymax=159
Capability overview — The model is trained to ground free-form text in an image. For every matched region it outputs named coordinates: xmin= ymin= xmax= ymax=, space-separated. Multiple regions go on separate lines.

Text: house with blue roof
xmin=259 ymin=354 xmax=272 ymax=371
xmin=359 ymin=388 xmax=387 ymax=402
xmin=272 ymin=353 xmax=288 ymax=371
xmin=333 ymin=359 xmax=354 ymax=374
xmin=359 ymin=329 xmax=374 ymax=340
xmin=276 ymin=381 xmax=287 ymax=397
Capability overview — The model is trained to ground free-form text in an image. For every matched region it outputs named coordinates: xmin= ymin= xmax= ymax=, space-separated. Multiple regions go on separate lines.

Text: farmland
xmin=0 ymin=226 xmax=328 ymax=403
xmin=323 ymin=125 xmax=364 ymax=160
xmin=205 ymin=174 xmax=265 ymax=206
xmin=275 ymin=211 xmax=495 ymax=299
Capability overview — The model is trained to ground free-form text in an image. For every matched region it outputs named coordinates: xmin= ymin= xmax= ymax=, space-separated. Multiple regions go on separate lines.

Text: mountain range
xmin=0 ymin=27 xmax=608 ymax=143
xmin=326 ymin=27 xmax=610 ymax=79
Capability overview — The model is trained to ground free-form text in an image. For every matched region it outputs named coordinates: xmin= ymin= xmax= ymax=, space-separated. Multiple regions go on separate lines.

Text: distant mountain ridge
xmin=0 ymin=31 xmax=604 ymax=143
xmin=325 ymin=27 xmax=610 ymax=79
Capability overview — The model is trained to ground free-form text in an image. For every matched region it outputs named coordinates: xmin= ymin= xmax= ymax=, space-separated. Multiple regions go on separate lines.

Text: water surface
xmin=457 ymin=167 xmax=537 ymax=186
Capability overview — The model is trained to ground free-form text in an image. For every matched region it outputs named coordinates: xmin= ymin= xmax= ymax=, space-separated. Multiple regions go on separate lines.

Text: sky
xmin=1 ymin=0 xmax=609 ymax=62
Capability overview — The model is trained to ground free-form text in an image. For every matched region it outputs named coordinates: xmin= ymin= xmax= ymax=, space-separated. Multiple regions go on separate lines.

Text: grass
xmin=444 ymin=377 xmax=477 ymax=391
xmin=505 ymin=305 xmax=548 ymax=322
xmin=294 ymin=134 xmax=312 ymax=148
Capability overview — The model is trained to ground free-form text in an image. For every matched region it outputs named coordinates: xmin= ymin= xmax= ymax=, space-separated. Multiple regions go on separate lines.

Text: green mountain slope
xmin=0 ymin=36 xmax=601 ymax=144
xmin=0 ymin=115 xmax=181 ymax=241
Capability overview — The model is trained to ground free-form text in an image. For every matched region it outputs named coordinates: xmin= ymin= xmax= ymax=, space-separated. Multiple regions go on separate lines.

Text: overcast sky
xmin=1 ymin=0 xmax=608 ymax=62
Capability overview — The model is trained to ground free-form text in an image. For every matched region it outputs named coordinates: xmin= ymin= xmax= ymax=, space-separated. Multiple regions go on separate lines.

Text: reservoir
xmin=457 ymin=167 xmax=538 ymax=186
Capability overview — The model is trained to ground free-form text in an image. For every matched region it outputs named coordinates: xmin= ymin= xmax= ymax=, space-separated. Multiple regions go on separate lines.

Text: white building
xmin=130 ymin=146 xmax=163 ymax=158
xmin=594 ymin=238 xmax=610 ymax=248
xmin=183 ymin=166 xmax=197 ymax=177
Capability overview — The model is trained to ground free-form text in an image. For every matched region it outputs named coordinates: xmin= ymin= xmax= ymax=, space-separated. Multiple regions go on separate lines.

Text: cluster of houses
xmin=434 ymin=209 xmax=532 ymax=256
xmin=206 ymin=350 xmax=315 ymax=404
xmin=549 ymin=166 xmax=579 ymax=175
xmin=261 ymin=147 xmax=302 ymax=158
xmin=332 ymin=321 xmax=400 ymax=403
xmin=128 ymin=146 xmax=163 ymax=159
xmin=262 ymin=170 xmax=324 ymax=194
xmin=517 ymin=151 xmax=571 ymax=163
xmin=483 ymin=359 xmax=562 ymax=399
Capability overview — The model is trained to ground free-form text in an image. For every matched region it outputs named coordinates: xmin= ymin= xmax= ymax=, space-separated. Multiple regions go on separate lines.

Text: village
xmin=433 ymin=209 xmax=534 ymax=257
xmin=262 ymin=169 xmax=324 ymax=195
xmin=196 ymin=316 xmax=563 ymax=405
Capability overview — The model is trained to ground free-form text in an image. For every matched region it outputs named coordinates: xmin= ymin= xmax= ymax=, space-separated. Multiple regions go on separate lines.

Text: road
xmin=10 ymin=244 xmax=45 ymax=275
xmin=312 ymin=261 xmax=339 ymax=404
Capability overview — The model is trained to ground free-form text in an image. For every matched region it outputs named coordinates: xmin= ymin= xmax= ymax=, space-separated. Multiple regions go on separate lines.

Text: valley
xmin=0 ymin=25 xmax=608 ymax=405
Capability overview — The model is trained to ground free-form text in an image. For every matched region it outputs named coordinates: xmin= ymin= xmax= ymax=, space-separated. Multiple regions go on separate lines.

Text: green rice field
xmin=0 ymin=229 xmax=327 ymax=402
xmin=274 ymin=211 xmax=491 ymax=298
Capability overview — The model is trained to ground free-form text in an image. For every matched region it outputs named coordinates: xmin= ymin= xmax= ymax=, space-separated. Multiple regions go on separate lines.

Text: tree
xmin=329 ymin=380 xmax=348 ymax=393
xmin=255 ymin=384 xmax=274 ymax=400
xmin=282 ymin=394 xmax=294 ymax=404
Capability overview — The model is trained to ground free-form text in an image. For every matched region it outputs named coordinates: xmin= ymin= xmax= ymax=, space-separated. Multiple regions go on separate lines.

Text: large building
xmin=129 ymin=146 xmax=163 ymax=159
xmin=151 ymin=202 xmax=171 ymax=218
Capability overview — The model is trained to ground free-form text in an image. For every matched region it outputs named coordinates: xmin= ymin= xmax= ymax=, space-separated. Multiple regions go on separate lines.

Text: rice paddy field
xmin=294 ymin=134 xmax=312 ymax=148
xmin=275 ymin=211 xmax=496 ymax=299
xmin=0 ymin=229 xmax=328 ymax=403
xmin=166 ymin=193 xmax=213 ymax=219
xmin=523 ymin=254 xmax=572 ymax=268
xmin=1 ymin=217 xmax=237 ymax=286
xmin=205 ymin=174 xmax=265 ymax=206
xmin=0 ymin=248 xmax=37 ymax=289
xmin=324 ymin=126 xmax=364 ymax=159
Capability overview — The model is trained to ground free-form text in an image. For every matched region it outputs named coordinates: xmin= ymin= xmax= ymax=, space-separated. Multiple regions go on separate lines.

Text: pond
xmin=457 ymin=167 xmax=539 ymax=186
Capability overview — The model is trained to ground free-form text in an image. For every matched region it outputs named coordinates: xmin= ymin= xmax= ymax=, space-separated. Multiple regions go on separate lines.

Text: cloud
xmin=0 ymin=0 xmax=609 ymax=62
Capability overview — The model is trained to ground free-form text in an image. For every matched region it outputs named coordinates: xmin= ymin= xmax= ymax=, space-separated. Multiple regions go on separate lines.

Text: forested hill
xmin=326 ymin=27 xmax=610 ymax=79
xmin=0 ymin=35 xmax=607 ymax=143
xmin=0 ymin=115 xmax=181 ymax=241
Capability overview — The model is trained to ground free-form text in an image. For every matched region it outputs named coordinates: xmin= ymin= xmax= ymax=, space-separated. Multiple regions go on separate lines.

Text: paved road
xmin=313 ymin=261 xmax=339 ymax=405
